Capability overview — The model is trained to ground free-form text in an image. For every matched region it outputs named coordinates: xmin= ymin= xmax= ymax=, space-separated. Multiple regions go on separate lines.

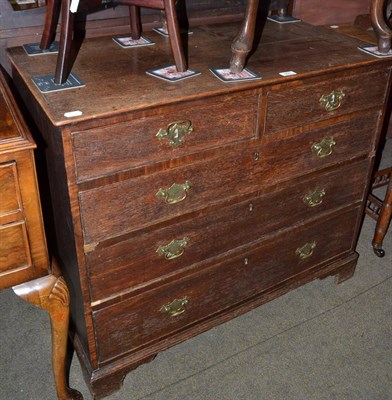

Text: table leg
xmin=230 ymin=0 xmax=260 ymax=73
xmin=371 ymin=0 xmax=392 ymax=53
xmin=13 ymin=274 xmax=83 ymax=400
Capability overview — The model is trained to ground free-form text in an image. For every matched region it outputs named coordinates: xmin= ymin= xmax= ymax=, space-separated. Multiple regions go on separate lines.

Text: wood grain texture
xmin=7 ymin=22 xmax=390 ymax=126
xmin=78 ymin=110 xmax=380 ymax=246
xmin=8 ymin=21 xmax=392 ymax=398
xmin=88 ymin=158 xmax=371 ymax=303
xmin=93 ymin=207 xmax=361 ymax=364
xmin=0 ymin=69 xmax=48 ymax=289
xmin=0 ymin=68 xmax=82 ymax=400
xmin=72 ymin=91 xmax=259 ymax=182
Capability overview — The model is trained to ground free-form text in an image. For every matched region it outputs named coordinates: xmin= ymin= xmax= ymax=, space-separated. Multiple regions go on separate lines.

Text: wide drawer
xmin=265 ymin=68 xmax=389 ymax=134
xmin=93 ymin=207 xmax=361 ymax=364
xmin=88 ymin=158 xmax=371 ymax=302
xmin=72 ymin=92 xmax=259 ymax=182
xmin=79 ymin=111 xmax=377 ymax=246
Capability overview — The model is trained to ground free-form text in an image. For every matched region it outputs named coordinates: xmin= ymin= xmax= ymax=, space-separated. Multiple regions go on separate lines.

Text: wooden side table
xmin=0 ymin=67 xmax=82 ymax=400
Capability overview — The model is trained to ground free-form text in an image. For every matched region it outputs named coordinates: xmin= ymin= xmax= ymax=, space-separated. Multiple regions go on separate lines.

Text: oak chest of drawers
xmin=7 ymin=21 xmax=392 ymax=398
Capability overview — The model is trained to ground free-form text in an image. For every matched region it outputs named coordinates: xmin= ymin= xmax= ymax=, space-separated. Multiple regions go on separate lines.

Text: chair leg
xmin=163 ymin=0 xmax=187 ymax=72
xmin=230 ymin=0 xmax=260 ymax=73
xmin=129 ymin=5 xmax=141 ymax=40
xmin=277 ymin=0 xmax=288 ymax=18
xmin=55 ymin=0 xmax=74 ymax=84
xmin=372 ymin=181 xmax=392 ymax=257
xmin=40 ymin=0 xmax=61 ymax=49
xmin=371 ymin=0 xmax=392 ymax=53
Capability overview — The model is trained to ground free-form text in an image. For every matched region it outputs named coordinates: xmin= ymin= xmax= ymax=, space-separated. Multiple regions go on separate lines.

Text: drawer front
xmin=88 ymin=158 xmax=371 ymax=302
xmin=0 ymin=162 xmax=22 ymax=215
xmin=79 ymin=112 xmax=377 ymax=246
xmin=93 ymin=207 xmax=360 ymax=364
xmin=265 ymin=69 xmax=389 ymax=134
xmin=79 ymin=148 xmax=258 ymax=245
xmin=0 ymin=221 xmax=31 ymax=274
xmin=72 ymin=92 xmax=259 ymax=182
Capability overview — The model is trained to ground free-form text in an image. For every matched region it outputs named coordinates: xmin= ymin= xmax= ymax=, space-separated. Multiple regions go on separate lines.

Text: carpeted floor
xmin=1 ymin=140 xmax=391 ymax=400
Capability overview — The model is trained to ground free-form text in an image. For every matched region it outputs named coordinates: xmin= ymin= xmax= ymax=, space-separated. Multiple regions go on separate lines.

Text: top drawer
xmin=265 ymin=68 xmax=390 ymax=134
xmin=72 ymin=92 xmax=259 ymax=182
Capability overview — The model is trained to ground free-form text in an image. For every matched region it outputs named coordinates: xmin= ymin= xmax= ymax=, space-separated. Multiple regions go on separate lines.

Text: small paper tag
xmin=358 ymin=45 xmax=392 ymax=58
xmin=279 ymin=71 xmax=297 ymax=76
xmin=210 ymin=67 xmax=261 ymax=83
xmin=64 ymin=111 xmax=83 ymax=118
xmin=112 ymin=36 xmax=155 ymax=48
xmin=146 ymin=65 xmax=200 ymax=82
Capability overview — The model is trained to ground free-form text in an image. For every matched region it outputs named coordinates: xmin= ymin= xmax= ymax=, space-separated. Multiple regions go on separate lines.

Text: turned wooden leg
xmin=129 ymin=5 xmax=141 ymax=40
xmin=371 ymin=0 xmax=392 ymax=53
xmin=40 ymin=0 xmax=61 ymax=49
xmin=372 ymin=180 xmax=392 ymax=257
xmin=12 ymin=274 xmax=83 ymax=400
xmin=55 ymin=0 xmax=74 ymax=84
xmin=230 ymin=0 xmax=260 ymax=73
xmin=164 ymin=0 xmax=187 ymax=72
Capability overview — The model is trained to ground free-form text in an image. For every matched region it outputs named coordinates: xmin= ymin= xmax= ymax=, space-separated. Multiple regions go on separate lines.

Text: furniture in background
xmin=369 ymin=0 xmax=392 ymax=256
xmin=8 ymin=19 xmax=391 ymax=398
xmin=294 ymin=0 xmax=370 ymax=25
xmin=372 ymin=179 xmax=392 ymax=256
xmin=366 ymin=168 xmax=392 ymax=256
xmin=40 ymin=0 xmax=187 ymax=84
xmin=230 ymin=0 xmax=294 ymax=73
xmin=0 ymin=67 xmax=82 ymax=400
xmin=371 ymin=0 xmax=392 ymax=52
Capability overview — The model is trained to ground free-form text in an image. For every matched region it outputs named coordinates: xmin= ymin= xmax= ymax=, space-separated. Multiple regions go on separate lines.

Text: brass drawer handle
xmin=156 ymin=181 xmax=191 ymax=204
xmin=319 ymin=90 xmax=345 ymax=111
xmin=160 ymin=296 xmax=190 ymax=317
xmin=296 ymin=241 xmax=316 ymax=260
xmin=311 ymin=138 xmax=336 ymax=158
xmin=156 ymin=119 xmax=193 ymax=148
xmin=303 ymin=189 xmax=326 ymax=207
xmin=156 ymin=237 xmax=190 ymax=260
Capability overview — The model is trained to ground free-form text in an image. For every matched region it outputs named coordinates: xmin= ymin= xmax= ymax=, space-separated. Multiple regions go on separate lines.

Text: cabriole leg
xmin=13 ymin=274 xmax=83 ymax=400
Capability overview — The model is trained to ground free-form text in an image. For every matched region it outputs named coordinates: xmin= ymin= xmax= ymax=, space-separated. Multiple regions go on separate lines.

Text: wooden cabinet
xmin=0 ymin=69 xmax=82 ymax=400
xmin=7 ymin=20 xmax=391 ymax=398
xmin=0 ymin=69 xmax=48 ymax=288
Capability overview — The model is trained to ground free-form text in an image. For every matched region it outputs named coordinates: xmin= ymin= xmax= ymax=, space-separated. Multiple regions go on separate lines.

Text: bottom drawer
xmin=93 ymin=207 xmax=361 ymax=364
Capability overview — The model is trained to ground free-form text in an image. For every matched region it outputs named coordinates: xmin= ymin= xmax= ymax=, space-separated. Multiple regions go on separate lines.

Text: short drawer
xmin=93 ymin=207 xmax=361 ymax=364
xmin=0 ymin=161 xmax=22 ymax=215
xmin=88 ymin=158 xmax=371 ymax=302
xmin=79 ymin=112 xmax=377 ymax=246
xmin=72 ymin=92 xmax=259 ymax=182
xmin=265 ymin=68 xmax=389 ymax=134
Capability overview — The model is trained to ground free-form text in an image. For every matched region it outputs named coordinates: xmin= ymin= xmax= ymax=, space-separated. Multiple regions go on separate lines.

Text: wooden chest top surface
xmin=6 ymin=21 xmax=389 ymax=127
